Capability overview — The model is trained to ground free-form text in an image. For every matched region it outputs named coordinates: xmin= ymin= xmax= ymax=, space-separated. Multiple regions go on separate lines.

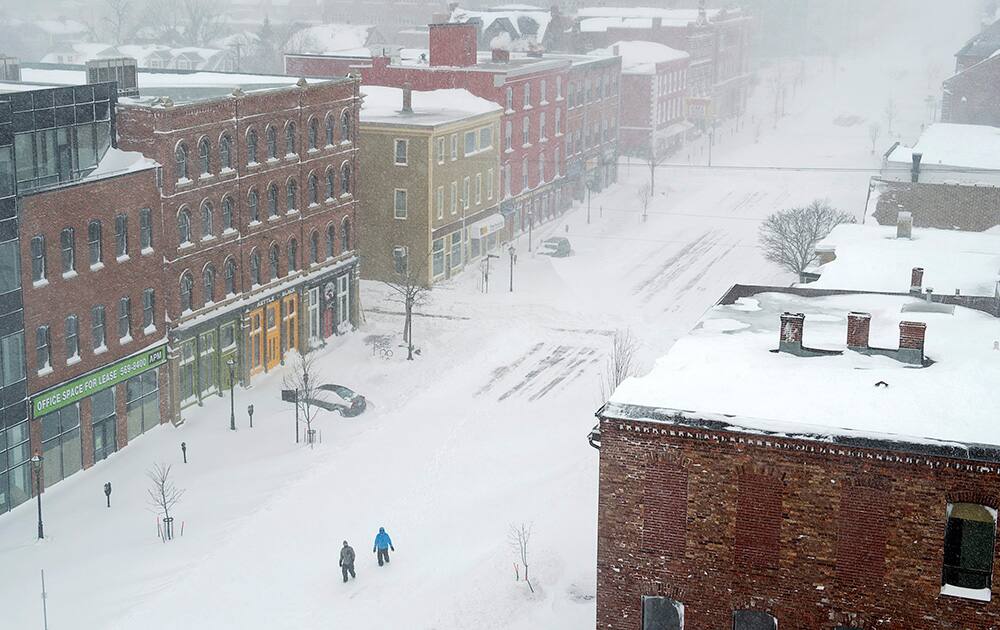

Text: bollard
xmin=181 ymin=442 xmax=187 ymax=463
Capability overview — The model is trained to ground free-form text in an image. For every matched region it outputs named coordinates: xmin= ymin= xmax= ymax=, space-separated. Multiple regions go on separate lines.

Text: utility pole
xmin=484 ymin=254 xmax=499 ymax=293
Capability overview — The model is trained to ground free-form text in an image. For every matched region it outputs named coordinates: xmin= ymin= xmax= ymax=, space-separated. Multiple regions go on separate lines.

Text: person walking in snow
xmin=373 ymin=527 xmax=394 ymax=566
xmin=340 ymin=540 xmax=356 ymax=582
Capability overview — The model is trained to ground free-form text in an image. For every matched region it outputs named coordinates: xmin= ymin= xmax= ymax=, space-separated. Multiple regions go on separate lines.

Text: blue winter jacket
xmin=374 ymin=527 xmax=393 ymax=550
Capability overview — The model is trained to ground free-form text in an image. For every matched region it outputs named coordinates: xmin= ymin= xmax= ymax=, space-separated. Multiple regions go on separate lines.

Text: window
xmin=326 ymin=225 xmax=336 ymax=259
xmin=269 ymin=244 xmax=280 ymax=280
xmin=91 ymin=387 xmax=116 ymax=463
xmin=642 ymin=596 xmax=683 ymax=630
xmin=394 ymin=189 xmax=408 ymax=219
xmin=250 ymin=250 xmax=261 ymax=285
xmin=142 ymin=288 xmax=155 ymax=329
xmin=503 ymin=164 xmax=511 ymax=197
xmin=310 ymin=231 xmax=319 ymax=265
xmin=308 ymin=174 xmax=319 ymax=205
xmin=36 ymin=326 xmax=50 ymax=371
xmin=505 ymin=87 xmax=513 ymax=111
xmin=178 ymin=209 xmax=192 ymax=245
xmin=540 ymin=79 xmax=547 ymax=103
xmin=395 ymin=139 xmax=408 ymax=165
xmin=126 ymin=370 xmax=159 ymax=440
xmin=450 ymin=181 xmax=458 ymax=214
xmin=118 ymin=297 xmax=131 ymax=340
xmin=554 ymin=148 xmax=560 ymax=177
xmin=341 ymin=218 xmax=351 ymax=252
xmin=201 ymin=202 xmax=214 ymax=239
xmin=462 ymin=177 xmax=470 ymax=209
xmin=248 ymin=189 xmax=260 ymax=222
xmin=0 ymin=146 xmax=13 ymax=197
xmin=522 ymin=158 xmax=528 ymax=191
xmin=221 ymin=197 xmax=234 ymax=232
xmin=247 ymin=128 xmax=259 ymax=164
xmin=943 ymin=503 xmax=996 ymax=594
xmin=87 ymin=221 xmax=102 ymax=266
xmin=220 ymin=133 xmax=233 ymax=170
xmin=732 ymin=611 xmax=776 ymax=630
xmin=60 ymin=228 xmax=75 ymax=274
xmin=308 ymin=118 xmax=318 ymax=150
xmin=556 ymin=76 xmax=562 ymax=99
xmin=555 ymin=108 xmax=561 ymax=135
xmin=0 ymin=331 xmax=24 ymax=386
xmin=393 ymin=246 xmax=408 ymax=275
xmin=432 ymin=238 xmax=444 ymax=277
xmin=341 ymin=110 xmax=352 ymax=142
xmin=539 ymin=112 xmax=546 ymax=140
xmin=180 ymin=272 xmax=194 ymax=312
xmin=31 ymin=236 xmax=46 ymax=282
xmin=288 ymin=238 xmax=298 ymax=272
xmin=523 ymin=82 xmax=531 ymax=108
xmin=479 ymin=126 xmax=492 ymax=150
xmin=522 ymin=117 xmax=530 ymax=146
xmin=115 ymin=214 xmax=127 ymax=257
xmin=65 ymin=314 xmax=79 ymax=360
xmin=487 ymin=168 xmax=494 ymax=199
xmin=266 ymin=126 xmax=277 ymax=159
xmin=175 ymin=143 xmax=189 ymax=181
xmin=341 ymin=163 xmax=352 ymax=195
xmin=140 ymin=208 xmax=153 ymax=249
xmin=505 ymin=121 xmax=512 ymax=151
xmin=224 ymin=258 xmax=237 ymax=295
xmin=464 ymin=131 xmax=476 ymax=155
xmin=450 ymin=232 xmax=462 ymax=269
xmin=326 ymin=168 xmax=336 ymax=199
xmin=41 ymin=404 xmax=82 ymax=487
xmin=202 ymin=264 xmax=215 ymax=304
xmin=436 ymin=186 xmax=444 ymax=220
xmin=475 ymin=173 xmax=482 ymax=204
xmin=268 ymin=184 xmax=279 ymax=217
xmin=287 ymin=178 xmax=298 ymax=212
xmin=285 ymin=122 xmax=296 ymax=155
xmin=92 ymin=305 xmax=106 ymax=350
xmin=326 ymin=114 xmax=335 ymax=145
xmin=437 ymin=137 xmax=445 ymax=163
xmin=198 ymin=137 xmax=211 ymax=175
xmin=450 ymin=134 xmax=458 ymax=160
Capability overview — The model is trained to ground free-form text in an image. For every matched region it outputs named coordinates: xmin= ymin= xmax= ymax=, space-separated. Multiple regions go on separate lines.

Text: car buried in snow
xmin=309 ymin=384 xmax=367 ymax=417
xmin=538 ymin=236 xmax=572 ymax=257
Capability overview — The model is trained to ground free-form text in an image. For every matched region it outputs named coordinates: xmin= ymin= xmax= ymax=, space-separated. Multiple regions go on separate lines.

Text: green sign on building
xmin=31 ymin=344 xmax=167 ymax=418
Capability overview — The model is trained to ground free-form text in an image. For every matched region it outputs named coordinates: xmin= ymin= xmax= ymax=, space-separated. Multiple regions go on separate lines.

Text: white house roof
xmin=589 ymin=40 xmax=689 ymax=74
xmin=887 ymin=123 xmax=1000 ymax=173
xmin=449 ymin=5 xmax=552 ymax=42
xmin=360 ymin=86 xmax=501 ymax=127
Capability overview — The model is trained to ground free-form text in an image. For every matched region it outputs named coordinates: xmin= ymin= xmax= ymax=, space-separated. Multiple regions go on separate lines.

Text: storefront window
xmin=432 ymin=238 xmax=444 ymax=277
xmin=179 ymin=340 xmax=196 ymax=404
xmin=91 ymin=388 xmax=116 ymax=463
xmin=220 ymin=322 xmax=237 ymax=351
xmin=41 ymin=403 xmax=82 ymax=488
xmin=308 ymin=287 xmax=321 ymax=343
xmin=199 ymin=331 xmax=216 ymax=397
xmin=450 ymin=232 xmax=462 ymax=269
xmin=337 ymin=275 xmax=350 ymax=327
xmin=126 ymin=370 xmax=160 ymax=440
xmin=0 ymin=421 xmax=31 ymax=514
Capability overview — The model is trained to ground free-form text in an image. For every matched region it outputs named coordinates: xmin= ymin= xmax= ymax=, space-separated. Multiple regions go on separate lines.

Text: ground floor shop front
xmin=506 ymin=178 xmax=572 ymax=241
xmin=430 ymin=210 xmax=506 ymax=284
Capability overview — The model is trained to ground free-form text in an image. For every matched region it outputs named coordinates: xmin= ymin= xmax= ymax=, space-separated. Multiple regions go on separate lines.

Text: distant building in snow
xmin=284 ymin=23 xmax=387 ymax=57
xmin=42 ymin=43 xmax=237 ymax=72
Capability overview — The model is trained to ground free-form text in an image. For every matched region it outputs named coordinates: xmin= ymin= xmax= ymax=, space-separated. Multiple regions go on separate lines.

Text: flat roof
xmin=887 ymin=123 xmax=1000 ymax=172
xmin=360 ymin=85 xmax=501 ymax=126
xmin=810 ymin=223 xmax=1000 ymax=297
xmin=589 ymin=41 xmax=689 ymax=73
xmin=607 ymin=290 xmax=1000 ymax=454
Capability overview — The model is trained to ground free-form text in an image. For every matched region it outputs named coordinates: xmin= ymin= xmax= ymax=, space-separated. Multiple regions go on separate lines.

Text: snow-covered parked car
xmin=539 ymin=237 xmax=572 ymax=257
xmin=310 ymin=384 xmax=367 ymax=417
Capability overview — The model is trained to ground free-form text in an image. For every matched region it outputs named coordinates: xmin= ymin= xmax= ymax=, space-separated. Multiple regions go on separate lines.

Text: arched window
xmin=248 ymin=188 xmax=260 ymax=222
xmin=249 ymin=251 xmax=261 ymax=286
xmin=286 ymin=178 xmax=298 ymax=212
xmin=180 ymin=272 xmax=194 ymax=312
xmin=310 ymin=230 xmax=319 ymax=264
xmin=224 ymin=258 xmax=237 ymax=295
xmin=341 ymin=109 xmax=351 ymax=142
xmin=266 ymin=125 xmax=277 ymax=159
xmin=326 ymin=167 xmax=335 ymax=200
xmin=178 ymin=209 xmax=192 ymax=245
xmin=308 ymin=173 xmax=318 ymax=205
xmin=285 ymin=121 xmax=296 ymax=155
xmin=308 ymin=117 xmax=318 ymax=150
xmin=201 ymin=201 xmax=214 ymax=239
xmin=341 ymin=217 xmax=351 ymax=251
xmin=247 ymin=128 xmax=259 ymax=164
xmin=288 ymin=238 xmax=298 ymax=272
xmin=268 ymin=244 xmax=280 ymax=280
xmin=326 ymin=224 xmax=336 ymax=259
xmin=203 ymin=265 xmax=215 ymax=304
xmin=30 ymin=235 xmax=46 ymax=281
xmin=325 ymin=113 xmax=335 ymax=145
xmin=341 ymin=162 xmax=352 ymax=195
xmin=87 ymin=220 xmax=102 ymax=266
xmin=61 ymin=227 xmax=76 ymax=273
xmin=198 ymin=137 xmax=211 ymax=174
xmin=222 ymin=196 xmax=234 ymax=231
xmin=220 ymin=133 xmax=233 ymax=170
xmin=65 ymin=314 xmax=79 ymax=359
xmin=267 ymin=184 xmax=279 ymax=217
xmin=175 ymin=143 xmax=189 ymax=181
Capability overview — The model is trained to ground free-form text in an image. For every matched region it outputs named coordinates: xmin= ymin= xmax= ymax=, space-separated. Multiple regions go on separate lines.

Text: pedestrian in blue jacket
xmin=373 ymin=527 xmax=394 ymax=566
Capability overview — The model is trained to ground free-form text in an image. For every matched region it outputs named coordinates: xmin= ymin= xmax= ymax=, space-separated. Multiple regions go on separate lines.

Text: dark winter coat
xmin=373 ymin=527 xmax=393 ymax=551
xmin=340 ymin=545 xmax=355 ymax=566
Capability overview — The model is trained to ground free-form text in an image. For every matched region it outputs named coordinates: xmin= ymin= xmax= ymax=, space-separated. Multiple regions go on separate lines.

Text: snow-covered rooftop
xmin=82 ymin=148 xmax=159 ymax=183
xmin=887 ymin=123 xmax=1000 ymax=172
xmin=287 ymin=23 xmax=377 ymax=55
xmin=449 ymin=5 xmax=552 ymax=42
xmin=589 ymin=41 xmax=689 ymax=74
xmin=609 ymin=291 xmax=1000 ymax=451
xmin=360 ymin=86 xmax=501 ymax=126
xmin=576 ymin=6 xmax=740 ymax=30
xmin=810 ymin=223 xmax=1000 ymax=296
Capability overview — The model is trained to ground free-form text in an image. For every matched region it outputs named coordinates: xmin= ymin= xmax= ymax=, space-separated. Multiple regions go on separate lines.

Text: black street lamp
xmin=30 ymin=453 xmax=44 ymax=539
xmin=227 ymin=358 xmax=236 ymax=431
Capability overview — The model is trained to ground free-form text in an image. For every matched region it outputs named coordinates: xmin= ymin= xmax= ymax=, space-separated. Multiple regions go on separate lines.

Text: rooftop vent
xmin=896 ymin=210 xmax=912 ymax=239
xmin=86 ymin=57 xmax=138 ymax=97
xmin=0 ymin=56 xmax=20 ymax=82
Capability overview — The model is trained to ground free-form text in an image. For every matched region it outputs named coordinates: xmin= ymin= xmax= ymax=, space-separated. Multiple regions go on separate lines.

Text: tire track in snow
xmin=631 ymin=232 xmax=715 ymax=295
xmin=632 ymin=232 xmax=721 ymax=301
xmin=473 ymin=342 xmax=545 ymax=397
xmin=528 ymin=347 xmax=599 ymax=402
xmin=497 ymin=345 xmax=573 ymax=401
xmin=668 ymin=242 xmax=741 ymax=311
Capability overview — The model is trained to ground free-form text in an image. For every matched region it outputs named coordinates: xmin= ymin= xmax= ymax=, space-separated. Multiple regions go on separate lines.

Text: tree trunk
xmin=406 ymin=298 xmax=414 ymax=360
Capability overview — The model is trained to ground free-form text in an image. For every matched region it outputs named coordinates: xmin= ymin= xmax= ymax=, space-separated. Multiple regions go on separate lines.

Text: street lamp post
xmin=30 ymin=453 xmax=43 ymax=539
xmin=508 ymin=245 xmax=516 ymax=293
xmin=227 ymin=358 xmax=236 ymax=431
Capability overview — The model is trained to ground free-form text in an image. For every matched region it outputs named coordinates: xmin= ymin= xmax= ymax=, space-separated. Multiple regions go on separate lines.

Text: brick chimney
xmin=898 ymin=321 xmax=926 ymax=365
xmin=492 ymin=48 xmax=510 ymax=63
xmin=896 ymin=210 xmax=912 ymax=239
xmin=846 ymin=312 xmax=871 ymax=351
xmin=910 ymin=267 xmax=924 ymax=294
xmin=779 ymin=312 xmax=805 ymax=354
xmin=911 ymin=152 xmax=923 ymax=183
xmin=429 ymin=22 xmax=478 ymax=67
xmin=402 ymin=83 xmax=413 ymax=113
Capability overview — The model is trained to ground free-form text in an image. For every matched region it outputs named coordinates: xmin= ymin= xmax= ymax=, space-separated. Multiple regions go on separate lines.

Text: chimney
xmin=846 ymin=312 xmax=871 ymax=351
xmin=429 ymin=22 xmax=478 ymax=67
xmin=0 ymin=55 xmax=20 ymax=82
xmin=492 ymin=48 xmax=510 ymax=63
xmin=778 ymin=312 xmax=805 ymax=354
xmin=898 ymin=321 xmax=926 ymax=365
xmin=896 ymin=211 xmax=912 ymax=239
xmin=925 ymin=287 xmax=934 ymax=303
xmin=402 ymin=83 xmax=412 ymax=113
xmin=911 ymin=152 xmax=923 ymax=183
xmin=910 ymin=267 xmax=924 ymax=294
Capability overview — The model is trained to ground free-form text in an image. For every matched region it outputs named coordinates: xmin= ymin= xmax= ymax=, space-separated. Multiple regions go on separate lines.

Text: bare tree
xmin=382 ymin=253 xmax=431 ymax=361
xmin=637 ymin=182 xmax=651 ymax=223
xmin=283 ymin=351 xmax=323 ymax=446
xmin=767 ymin=66 xmax=785 ymax=128
xmin=142 ymin=0 xmax=226 ymax=46
xmin=636 ymin=140 xmax=668 ymax=195
xmin=868 ymin=122 xmax=881 ymax=154
xmin=600 ymin=330 xmax=638 ymax=402
xmin=758 ymin=200 xmax=856 ymax=277
xmin=884 ymin=98 xmax=898 ymax=138
xmin=147 ymin=463 xmax=184 ymax=539
xmin=103 ymin=0 xmax=132 ymax=44
xmin=508 ymin=522 xmax=534 ymax=593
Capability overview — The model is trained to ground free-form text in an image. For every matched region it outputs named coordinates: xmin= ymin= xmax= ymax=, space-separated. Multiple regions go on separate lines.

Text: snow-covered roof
xmin=811 ymin=223 xmax=1000 ymax=296
xmin=887 ymin=123 xmax=1000 ymax=172
xmin=82 ymin=148 xmax=159 ymax=182
xmin=589 ymin=40 xmax=689 ymax=74
xmin=449 ymin=5 xmax=552 ymax=42
xmin=576 ymin=6 xmax=739 ymax=30
xmin=287 ymin=23 xmax=377 ymax=55
xmin=360 ymin=86 xmax=501 ymax=127
xmin=42 ymin=43 xmax=231 ymax=69
xmin=608 ymin=291 xmax=1000 ymax=451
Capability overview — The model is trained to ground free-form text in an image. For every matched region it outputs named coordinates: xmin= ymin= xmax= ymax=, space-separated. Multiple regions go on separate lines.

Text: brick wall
xmin=429 ymin=23 xmax=478 ymax=67
xmin=597 ymin=418 xmax=1000 ymax=629
xmin=871 ymin=178 xmax=1000 ymax=232
xmin=942 ymin=56 xmax=1000 ymax=127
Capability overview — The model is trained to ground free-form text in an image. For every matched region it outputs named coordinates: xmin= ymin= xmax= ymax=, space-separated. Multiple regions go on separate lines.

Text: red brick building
xmin=596 ymin=285 xmax=1000 ymax=629
xmin=942 ymin=55 xmax=1000 ymax=127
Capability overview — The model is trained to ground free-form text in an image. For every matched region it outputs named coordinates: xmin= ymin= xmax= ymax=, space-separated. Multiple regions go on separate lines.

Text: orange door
xmin=249 ymin=309 xmax=264 ymax=375
xmin=282 ymin=294 xmax=298 ymax=354
xmin=266 ymin=302 xmax=281 ymax=371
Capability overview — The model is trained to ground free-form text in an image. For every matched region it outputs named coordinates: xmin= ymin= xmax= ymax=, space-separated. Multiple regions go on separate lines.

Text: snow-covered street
xmin=0 ymin=9 xmax=975 ymax=629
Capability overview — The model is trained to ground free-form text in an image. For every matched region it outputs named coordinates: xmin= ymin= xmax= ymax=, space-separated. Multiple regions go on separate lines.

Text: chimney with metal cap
xmin=896 ymin=210 xmax=912 ymax=239
xmin=846 ymin=312 xmax=871 ymax=351
xmin=402 ymin=83 xmax=413 ymax=113
xmin=898 ymin=321 xmax=926 ymax=365
xmin=910 ymin=267 xmax=924 ymax=294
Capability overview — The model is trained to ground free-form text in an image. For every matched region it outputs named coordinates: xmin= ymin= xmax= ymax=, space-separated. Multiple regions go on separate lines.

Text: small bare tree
xmin=758 ymin=200 xmax=856 ymax=277
xmin=884 ymin=97 xmax=898 ymax=138
xmin=637 ymin=182 xmax=651 ymax=223
xmin=600 ymin=330 xmax=639 ymax=402
xmin=103 ymin=0 xmax=132 ymax=44
xmin=382 ymin=253 xmax=431 ymax=361
xmin=508 ymin=522 xmax=534 ymax=593
xmin=283 ymin=351 xmax=323 ymax=446
xmin=636 ymin=140 xmax=668 ymax=195
xmin=868 ymin=122 xmax=881 ymax=154
xmin=147 ymin=463 xmax=184 ymax=539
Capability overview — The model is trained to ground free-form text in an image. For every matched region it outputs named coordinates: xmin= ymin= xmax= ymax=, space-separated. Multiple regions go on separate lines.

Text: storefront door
xmin=249 ymin=309 xmax=264 ymax=374
xmin=282 ymin=294 xmax=298 ymax=354
xmin=265 ymin=302 xmax=281 ymax=371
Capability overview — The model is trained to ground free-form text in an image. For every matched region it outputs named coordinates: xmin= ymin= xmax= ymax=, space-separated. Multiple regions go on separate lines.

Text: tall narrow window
xmin=395 ymin=139 xmax=408 ymax=165
xmin=943 ymin=503 xmax=996 ymax=593
xmin=341 ymin=110 xmax=352 ymax=142
xmin=118 ymin=297 xmax=131 ymax=340
xmin=287 ymin=178 xmax=298 ymax=212
xmin=65 ymin=314 xmax=79 ymax=360
xmin=143 ymin=288 xmax=155 ymax=329
xmin=288 ymin=238 xmax=298 ymax=272
xmin=198 ymin=137 xmax=211 ymax=175
xmin=310 ymin=231 xmax=319 ymax=265
xmin=36 ymin=326 xmax=51 ymax=371
xmin=308 ymin=174 xmax=319 ymax=205
xmin=248 ymin=189 xmax=260 ymax=222
xmin=523 ymin=82 xmax=531 ymax=108
xmin=505 ymin=87 xmax=513 ymax=110
xmin=341 ymin=218 xmax=351 ymax=252
xmin=222 ymin=197 xmax=234 ymax=232
xmin=60 ymin=228 xmax=75 ymax=274
xmin=88 ymin=221 xmax=102 ymax=266
xmin=341 ymin=163 xmax=352 ymax=195
xmin=175 ymin=143 xmax=189 ymax=181
xmin=326 ymin=168 xmax=335 ymax=199
xmin=285 ymin=122 xmax=297 ymax=155
xmin=139 ymin=208 xmax=153 ymax=250
xmin=247 ymin=128 xmax=259 ymax=164
xmin=266 ymin=126 xmax=277 ymax=159
xmin=326 ymin=114 xmax=335 ymax=145
xmin=31 ymin=235 xmax=46 ymax=282
xmin=450 ymin=181 xmax=457 ymax=214
xmin=203 ymin=265 xmax=215 ymax=304
xmin=201 ymin=202 xmax=214 ymax=239
xmin=180 ymin=273 xmax=194 ymax=312
xmin=436 ymin=186 xmax=444 ymax=219
xmin=540 ymin=79 xmax=547 ymax=103
xmin=308 ymin=118 xmax=318 ymax=150
xmin=220 ymin=133 xmax=232 ymax=170
xmin=250 ymin=251 xmax=261 ymax=286
xmin=522 ymin=116 xmax=530 ymax=146
xmin=437 ymin=137 xmax=445 ymax=163
xmin=268 ymin=184 xmax=279 ymax=217
xmin=92 ymin=305 xmax=106 ymax=350
xmin=555 ymin=108 xmax=561 ymax=135
xmin=505 ymin=121 xmax=512 ymax=151
xmin=178 ymin=209 xmax=192 ymax=245
xmin=225 ymin=258 xmax=237 ymax=295
xmin=269 ymin=245 xmax=279 ymax=280
xmin=115 ymin=214 xmax=128 ymax=257
xmin=327 ymin=225 xmax=336 ymax=259
xmin=487 ymin=168 xmax=494 ymax=199
xmin=394 ymin=189 xmax=408 ymax=219
xmin=475 ymin=173 xmax=482 ymax=204
xmin=450 ymin=134 xmax=457 ymax=160
xmin=463 ymin=177 xmax=470 ymax=209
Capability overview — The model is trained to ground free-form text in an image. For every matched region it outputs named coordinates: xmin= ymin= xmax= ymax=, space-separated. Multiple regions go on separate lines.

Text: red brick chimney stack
xmin=402 ymin=83 xmax=412 ymax=113
xmin=778 ymin=312 xmax=805 ymax=353
xmin=898 ymin=321 xmax=927 ymax=364
xmin=910 ymin=267 xmax=924 ymax=294
xmin=846 ymin=312 xmax=871 ymax=350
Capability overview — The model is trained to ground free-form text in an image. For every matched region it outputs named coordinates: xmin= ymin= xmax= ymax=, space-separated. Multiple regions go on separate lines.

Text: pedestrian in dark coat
xmin=373 ymin=527 xmax=394 ymax=566
xmin=340 ymin=541 xmax=356 ymax=582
